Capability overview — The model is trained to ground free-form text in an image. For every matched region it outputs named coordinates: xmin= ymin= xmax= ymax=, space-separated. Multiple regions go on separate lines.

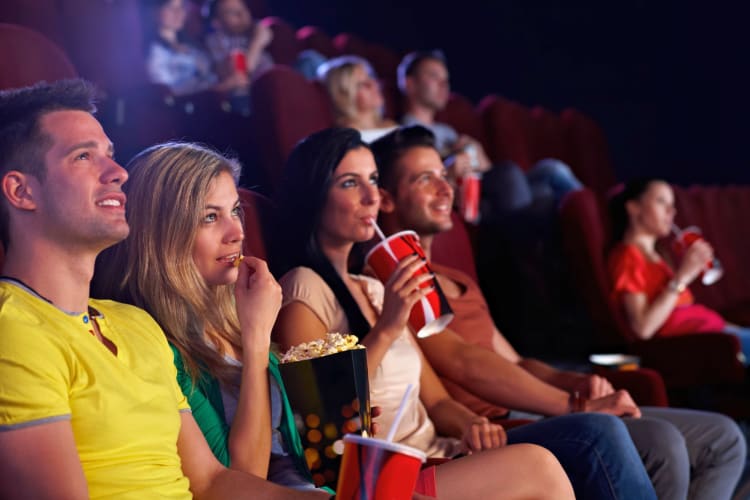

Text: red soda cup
xmin=230 ymin=48 xmax=248 ymax=73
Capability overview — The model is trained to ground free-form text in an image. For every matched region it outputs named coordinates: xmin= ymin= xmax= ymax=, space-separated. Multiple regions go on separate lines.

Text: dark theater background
xmin=272 ymin=0 xmax=750 ymax=187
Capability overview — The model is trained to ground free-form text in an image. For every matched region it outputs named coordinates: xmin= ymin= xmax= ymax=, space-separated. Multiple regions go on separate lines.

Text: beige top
xmin=280 ymin=266 xmax=463 ymax=458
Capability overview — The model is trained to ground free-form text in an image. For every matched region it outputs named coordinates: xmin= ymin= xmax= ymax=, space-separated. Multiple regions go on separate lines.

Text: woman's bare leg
xmin=434 ymin=443 xmax=574 ymax=500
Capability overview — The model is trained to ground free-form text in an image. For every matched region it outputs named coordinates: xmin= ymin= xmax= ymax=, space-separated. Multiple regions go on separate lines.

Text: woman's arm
xmin=621 ymin=240 xmax=714 ymax=339
xmin=227 ymin=257 xmax=281 ymax=477
xmin=412 ymin=337 xmax=506 ymax=452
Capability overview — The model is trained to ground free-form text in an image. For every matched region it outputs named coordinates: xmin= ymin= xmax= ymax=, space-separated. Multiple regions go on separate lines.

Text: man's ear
xmin=2 ymin=171 xmax=38 ymax=211
xmin=379 ymin=187 xmax=396 ymax=213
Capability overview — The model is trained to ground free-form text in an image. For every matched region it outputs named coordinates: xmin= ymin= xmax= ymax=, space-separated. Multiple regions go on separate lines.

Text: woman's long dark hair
xmin=270 ymin=127 xmax=372 ymax=337
xmin=607 ymin=178 xmax=663 ymax=246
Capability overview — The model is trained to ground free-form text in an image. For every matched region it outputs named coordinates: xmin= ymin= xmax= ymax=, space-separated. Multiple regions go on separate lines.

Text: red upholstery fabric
xmin=364 ymin=43 xmax=400 ymax=83
xmin=249 ymin=65 xmax=335 ymax=193
xmin=58 ymin=0 xmax=147 ymax=91
xmin=332 ymin=33 xmax=368 ymax=57
xmin=478 ymin=95 xmax=533 ymax=170
xmin=0 ymin=23 xmax=77 ymax=89
xmin=239 ymin=188 xmax=274 ymax=261
xmin=530 ymin=106 xmax=569 ymax=163
xmin=0 ymin=0 xmax=65 ymax=46
xmin=560 ymin=108 xmax=618 ymax=195
xmin=559 ymin=188 xmax=746 ymax=389
xmin=599 ymin=368 xmax=668 ymax=407
xmin=434 ymin=93 xmax=487 ymax=148
xmin=261 ymin=17 xmax=300 ymax=65
xmin=296 ymin=26 xmax=335 ymax=58
xmin=431 ymin=212 xmax=478 ymax=284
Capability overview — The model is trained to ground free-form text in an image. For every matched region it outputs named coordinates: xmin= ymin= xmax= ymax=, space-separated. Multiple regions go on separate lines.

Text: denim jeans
xmin=722 ymin=324 xmax=750 ymax=366
xmin=506 ymin=413 xmax=656 ymax=500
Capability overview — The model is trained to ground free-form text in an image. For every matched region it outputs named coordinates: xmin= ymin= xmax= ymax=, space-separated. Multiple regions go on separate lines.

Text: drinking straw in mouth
xmin=385 ymin=384 xmax=414 ymax=442
xmin=370 ymin=218 xmax=387 ymax=242
xmin=671 ymin=223 xmax=682 ymax=237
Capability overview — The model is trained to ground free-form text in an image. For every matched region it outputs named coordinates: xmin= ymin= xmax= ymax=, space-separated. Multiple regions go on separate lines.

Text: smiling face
xmin=384 ymin=146 xmax=454 ymax=236
xmin=31 ymin=110 xmax=129 ymax=251
xmin=627 ymin=181 xmax=676 ymax=238
xmin=317 ymin=147 xmax=380 ymax=249
xmin=192 ymin=171 xmax=244 ymax=287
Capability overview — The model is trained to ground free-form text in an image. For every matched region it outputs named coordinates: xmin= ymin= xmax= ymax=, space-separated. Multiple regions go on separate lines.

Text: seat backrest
xmin=58 ymin=0 xmax=147 ymax=91
xmin=261 ymin=17 xmax=300 ymax=65
xmin=332 ymin=33 xmax=368 ymax=57
xmin=296 ymin=26 xmax=335 ymax=58
xmin=0 ymin=23 xmax=77 ymax=89
xmin=435 ymin=93 xmax=486 ymax=148
xmin=559 ymin=188 xmax=630 ymax=346
xmin=561 ymin=108 xmax=618 ymax=194
xmin=478 ymin=95 xmax=533 ymax=170
xmin=431 ymin=212 xmax=479 ymax=283
xmin=529 ymin=106 xmax=569 ymax=163
xmin=249 ymin=65 xmax=335 ymax=193
xmin=364 ymin=43 xmax=400 ymax=83
xmin=0 ymin=0 xmax=65 ymax=46
xmin=239 ymin=188 xmax=274 ymax=261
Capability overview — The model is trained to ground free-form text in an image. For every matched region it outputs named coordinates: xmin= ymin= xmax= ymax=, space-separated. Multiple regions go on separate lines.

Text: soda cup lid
xmin=342 ymin=434 xmax=426 ymax=462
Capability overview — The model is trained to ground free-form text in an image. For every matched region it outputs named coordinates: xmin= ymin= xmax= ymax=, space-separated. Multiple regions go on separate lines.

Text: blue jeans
xmin=506 ymin=413 xmax=656 ymax=500
xmin=722 ymin=324 xmax=750 ymax=366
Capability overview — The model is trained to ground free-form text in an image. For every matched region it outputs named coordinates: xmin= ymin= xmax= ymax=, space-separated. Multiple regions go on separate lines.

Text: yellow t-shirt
xmin=0 ymin=281 xmax=192 ymax=499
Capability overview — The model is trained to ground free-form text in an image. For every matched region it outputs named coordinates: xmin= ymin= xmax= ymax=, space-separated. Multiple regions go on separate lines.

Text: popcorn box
xmin=278 ymin=348 xmax=371 ymax=489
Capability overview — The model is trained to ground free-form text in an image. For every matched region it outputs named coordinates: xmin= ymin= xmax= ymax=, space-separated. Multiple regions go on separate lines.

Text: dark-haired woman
xmin=607 ymin=178 xmax=750 ymax=362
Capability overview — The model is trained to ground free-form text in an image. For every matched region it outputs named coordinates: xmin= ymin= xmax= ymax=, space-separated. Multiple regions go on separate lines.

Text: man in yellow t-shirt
xmin=0 ymin=80 xmax=329 ymax=499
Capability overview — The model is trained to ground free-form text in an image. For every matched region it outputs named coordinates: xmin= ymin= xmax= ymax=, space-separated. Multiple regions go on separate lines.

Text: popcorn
xmin=281 ymin=333 xmax=364 ymax=363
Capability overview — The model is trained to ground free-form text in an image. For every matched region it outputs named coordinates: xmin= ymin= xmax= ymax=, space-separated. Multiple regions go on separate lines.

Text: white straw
xmin=385 ymin=384 xmax=414 ymax=442
xmin=671 ymin=223 xmax=682 ymax=237
xmin=370 ymin=218 xmax=387 ymax=242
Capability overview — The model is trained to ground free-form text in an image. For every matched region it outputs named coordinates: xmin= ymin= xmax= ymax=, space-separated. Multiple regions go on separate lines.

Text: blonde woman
xmin=93 ymin=142 xmax=326 ymax=492
xmin=317 ymin=55 xmax=397 ymax=142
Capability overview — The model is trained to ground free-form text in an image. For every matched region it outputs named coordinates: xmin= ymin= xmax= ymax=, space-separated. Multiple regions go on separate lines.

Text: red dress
xmin=608 ymin=243 xmax=725 ymax=336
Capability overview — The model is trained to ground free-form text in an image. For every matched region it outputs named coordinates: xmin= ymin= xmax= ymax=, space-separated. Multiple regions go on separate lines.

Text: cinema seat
xmin=0 ymin=23 xmax=77 ymax=89
xmin=559 ymin=188 xmax=746 ymax=398
xmin=249 ymin=65 xmax=335 ymax=193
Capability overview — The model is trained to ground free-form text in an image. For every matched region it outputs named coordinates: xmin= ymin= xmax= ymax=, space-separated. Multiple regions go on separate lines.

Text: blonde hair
xmin=317 ymin=55 xmax=381 ymax=127
xmin=95 ymin=142 xmax=243 ymax=385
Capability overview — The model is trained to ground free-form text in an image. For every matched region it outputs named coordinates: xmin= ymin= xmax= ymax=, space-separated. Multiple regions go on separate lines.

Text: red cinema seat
xmin=559 ymin=188 xmax=746 ymax=393
xmin=239 ymin=188 xmax=274 ymax=261
xmin=261 ymin=17 xmax=300 ymax=65
xmin=561 ymin=108 xmax=618 ymax=195
xmin=58 ymin=0 xmax=147 ymax=92
xmin=249 ymin=65 xmax=335 ymax=193
xmin=364 ymin=44 xmax=400 ymax=84
xmin=297 ymin=26 xmax=335 ymax=58
xmin=333 ymin=33 xmax=368 ymax=57
xmin=478 ymin=95 xmax=533 ymax=170
xmin=0 ymin=0 xmax=65 ymax=46
xmin=530 ymin=106 xmax=569 ymax=163
xmin=435 ymin=93 xmax=487 ymax=148
xmin=0 ymin=23 xmax=77 ymax=89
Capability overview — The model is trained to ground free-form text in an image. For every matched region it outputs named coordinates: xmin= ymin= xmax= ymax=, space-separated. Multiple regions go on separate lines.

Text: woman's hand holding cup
xmin=376 ymin=254 xmax=434 ymax=340
xmin=675 ymin=239 xmax=714 ymax=286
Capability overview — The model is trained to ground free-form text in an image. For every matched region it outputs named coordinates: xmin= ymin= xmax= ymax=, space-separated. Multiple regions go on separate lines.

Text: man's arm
xmin=418 ymin=329 xmax=571 ymax=416
xmin=177 ymin=412 xmax=329 ymax=500
xmin=0 ymin=420 xmax=89 ymax=499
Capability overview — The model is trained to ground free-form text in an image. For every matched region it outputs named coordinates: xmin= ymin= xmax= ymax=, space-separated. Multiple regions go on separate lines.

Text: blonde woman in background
xmin=317 ymin=55 xmax=398 ymax=142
